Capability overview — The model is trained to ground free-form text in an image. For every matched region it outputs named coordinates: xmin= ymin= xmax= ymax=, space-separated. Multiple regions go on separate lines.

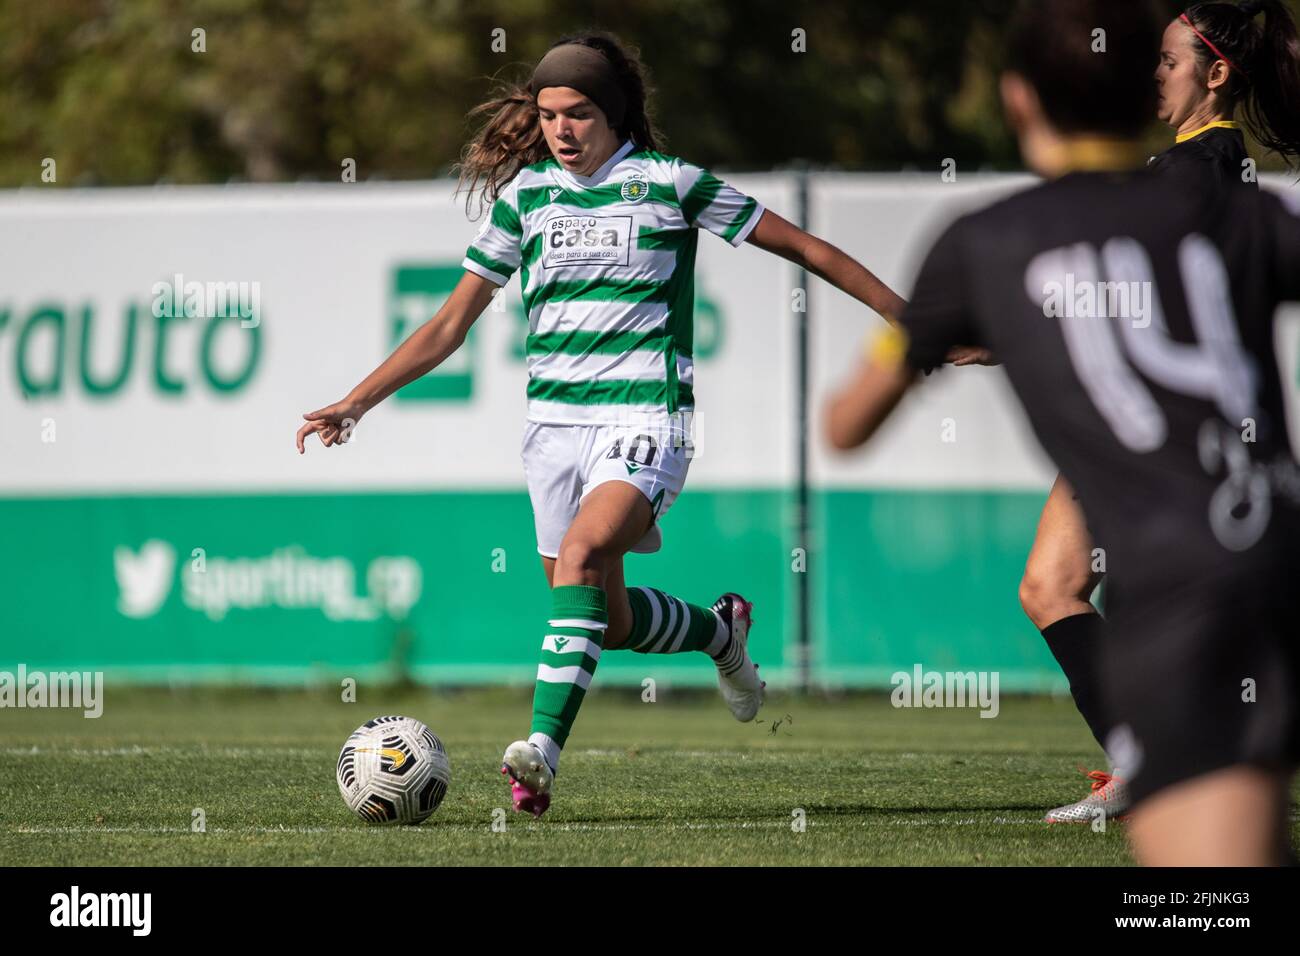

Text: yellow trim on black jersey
xmin=1042 ymin=137 xmax=1147 ymax=177
xmin=1175 ymin=119 xmax=1238 ymax=144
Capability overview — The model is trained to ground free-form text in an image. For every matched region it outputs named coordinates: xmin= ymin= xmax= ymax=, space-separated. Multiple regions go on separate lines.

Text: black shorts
xmin=1099 ymin=552 xmax=1300 ymax=805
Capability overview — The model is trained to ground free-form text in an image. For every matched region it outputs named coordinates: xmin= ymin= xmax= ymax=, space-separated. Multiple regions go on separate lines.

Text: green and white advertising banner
xmin=2 ymin=176 xmax=1296 ymax=688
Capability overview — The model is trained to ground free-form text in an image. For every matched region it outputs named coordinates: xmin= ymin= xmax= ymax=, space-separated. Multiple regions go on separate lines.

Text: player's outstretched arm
xmin=744 ymin=209 xmax=907 ymax=325
xmin=824 ymin=327 xmax=915 ymax=451
xmin=295 ymin=270 xmax=499 ymax=453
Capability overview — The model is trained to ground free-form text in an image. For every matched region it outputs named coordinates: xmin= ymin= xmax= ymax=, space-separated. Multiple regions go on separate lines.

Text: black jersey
xmin=901 ymin=170 xmax=1300 ymax=591
xmin=1147 ymin=124 xmax=1254 ymax=202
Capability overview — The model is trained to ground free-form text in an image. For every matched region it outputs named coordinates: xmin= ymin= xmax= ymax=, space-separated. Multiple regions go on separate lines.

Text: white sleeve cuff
xmin=729 ymin=202 xmax=766 ymax=247
xmin=461 ymin=257 xmax=509 ymax=286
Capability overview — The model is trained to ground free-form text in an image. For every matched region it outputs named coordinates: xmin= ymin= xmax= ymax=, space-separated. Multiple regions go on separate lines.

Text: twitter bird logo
xmin=115 ymin=540 xmax=176 ymax=618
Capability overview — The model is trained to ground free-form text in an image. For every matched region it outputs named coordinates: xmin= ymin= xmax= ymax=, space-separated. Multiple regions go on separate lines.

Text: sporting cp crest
xmin=620 ymin=177 xmax=649 ymax=203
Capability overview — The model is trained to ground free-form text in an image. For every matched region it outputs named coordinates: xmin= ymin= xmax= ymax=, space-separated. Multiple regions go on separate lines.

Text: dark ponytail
xmin=455 ymin=32 xmax=661 ymax=219
xmin=1183 ymin=0 xmax=1300 ymax=167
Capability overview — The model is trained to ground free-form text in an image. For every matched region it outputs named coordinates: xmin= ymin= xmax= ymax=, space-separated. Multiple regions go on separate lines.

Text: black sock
xmin=1041 ymin=611 xmax=1110 ymax=755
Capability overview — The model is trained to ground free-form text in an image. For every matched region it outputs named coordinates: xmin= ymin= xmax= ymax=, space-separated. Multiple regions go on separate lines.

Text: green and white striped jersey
xmin=461 ymin=140 xmax=764 ymax=424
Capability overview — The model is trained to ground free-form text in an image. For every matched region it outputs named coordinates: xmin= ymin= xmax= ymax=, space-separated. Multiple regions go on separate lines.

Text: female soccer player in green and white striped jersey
xmin=296 ymin=32 xmax=905 ymax=817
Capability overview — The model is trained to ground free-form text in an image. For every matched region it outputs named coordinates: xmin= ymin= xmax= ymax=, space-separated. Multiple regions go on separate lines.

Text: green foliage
xmin=1 ymin=0 xmax=1294 ymax=186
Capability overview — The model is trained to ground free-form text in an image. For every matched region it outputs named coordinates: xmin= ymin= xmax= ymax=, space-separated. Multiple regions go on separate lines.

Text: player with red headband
xmin=1018 ymin=0 xmax=1300 ymax=826
xmin=1149 ymin=2 xmax=1300 ymax=192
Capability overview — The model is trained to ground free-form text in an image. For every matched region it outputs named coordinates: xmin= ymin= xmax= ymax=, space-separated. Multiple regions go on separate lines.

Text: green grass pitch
xmin=3 ymin=686 xmax=1296 ymax=865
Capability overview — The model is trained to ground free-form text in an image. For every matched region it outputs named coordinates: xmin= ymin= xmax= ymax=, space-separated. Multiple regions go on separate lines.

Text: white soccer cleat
xmin=1044 ymin=769 xmax=1131 ymax=823
xmin=501 ymin=740 xmax=554 ymax=817
xmin=711 ymin=593 xmax=765 ymax=722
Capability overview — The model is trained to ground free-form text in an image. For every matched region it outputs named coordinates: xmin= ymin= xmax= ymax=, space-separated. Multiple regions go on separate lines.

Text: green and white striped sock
xmin=528 ymin=584 xmax=606 ymax=775
xmin=623 ymin=587 xmax=730 ymax=658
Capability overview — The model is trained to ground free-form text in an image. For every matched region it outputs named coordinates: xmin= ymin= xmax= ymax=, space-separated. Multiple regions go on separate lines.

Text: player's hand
xmin=296 ymin=399 xmax=366 ymax=454
xmin=945 ymin=345 xmax=999 ymax=367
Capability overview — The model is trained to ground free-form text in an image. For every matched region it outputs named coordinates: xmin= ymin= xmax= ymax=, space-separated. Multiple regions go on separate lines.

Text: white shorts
xmin=520 ymin=418 xmax=693 ymax=558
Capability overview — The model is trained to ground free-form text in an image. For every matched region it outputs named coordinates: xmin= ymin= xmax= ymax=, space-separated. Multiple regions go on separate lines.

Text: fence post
xmin=794 ymin=165 xmax=812 ymax=694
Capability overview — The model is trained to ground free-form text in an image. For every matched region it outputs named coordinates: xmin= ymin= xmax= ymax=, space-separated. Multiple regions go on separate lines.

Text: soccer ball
xmin=336 ymin=715 xmax=451 ymax=824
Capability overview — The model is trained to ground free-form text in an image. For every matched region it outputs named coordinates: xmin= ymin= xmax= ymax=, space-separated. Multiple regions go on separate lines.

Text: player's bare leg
xmin=507 ymin=479 xmax=763 ymax=815
xmin=1019 ymin=475 xmax=1101 ymax=630
xmin=503 ymin=481 xmax=651 ymax=816
xmin=539 ymin=553 xmax=634 ymax=650
xmin=1021 ymin=475 xmax=1127 ymax=822
xmin=1128 ymin=766 xmax=1294 ymax=866
xmin=545 ymin=489 xmax=764 ymax=718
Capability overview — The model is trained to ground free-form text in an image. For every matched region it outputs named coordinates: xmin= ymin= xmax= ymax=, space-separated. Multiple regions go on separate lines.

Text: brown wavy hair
xmin=455 ymin=32 xmax=662 ymax=219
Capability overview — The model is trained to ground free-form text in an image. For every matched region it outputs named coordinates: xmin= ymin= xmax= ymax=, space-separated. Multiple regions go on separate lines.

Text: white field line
xmin=10 ymin=815 xmax=1295 ymax=836
xmin=0 ymin=746 xmax=760 ymax=759
xmin=1 ymin=746 xmax=324 ymax=758
xmin=5 ymin=818 xmax=1055 ymax=835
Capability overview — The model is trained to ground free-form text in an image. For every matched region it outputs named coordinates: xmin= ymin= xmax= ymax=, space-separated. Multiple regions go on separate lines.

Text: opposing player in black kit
xmin=826 ymin=0 xmax=1300 ymax=866
xmin=1018 ymin=0 xmax=1300 ymax=825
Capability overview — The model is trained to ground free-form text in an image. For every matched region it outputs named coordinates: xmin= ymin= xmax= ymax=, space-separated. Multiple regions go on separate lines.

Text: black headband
xmin=529 ymin=44 xmax=627 ymax=128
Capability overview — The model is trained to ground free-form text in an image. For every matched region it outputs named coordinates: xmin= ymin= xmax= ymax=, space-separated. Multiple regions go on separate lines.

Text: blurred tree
xmin=0 ymin=0 xmax=1293 ymax=187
